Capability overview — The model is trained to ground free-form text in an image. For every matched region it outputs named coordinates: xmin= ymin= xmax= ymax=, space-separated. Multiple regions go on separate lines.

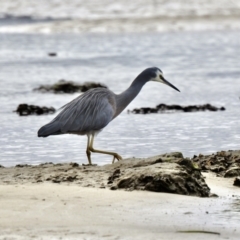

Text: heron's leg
xmin=89 ymin=135 xmax=122 ymax=163
xmin=85 ymin=135 xmax=92 ymax=165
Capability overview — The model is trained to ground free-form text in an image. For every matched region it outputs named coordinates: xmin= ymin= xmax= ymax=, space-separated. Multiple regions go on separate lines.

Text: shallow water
xmin=0 ymin=30 xmax=240 ymax=166
xmin=0 ymin=0 xmax=240 ymax=34
xmin=1 ymin=0 xmax=239 ymax=19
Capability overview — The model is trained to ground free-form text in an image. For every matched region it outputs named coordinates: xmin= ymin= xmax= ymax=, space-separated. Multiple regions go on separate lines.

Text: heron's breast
xmin=107 ymin=95 xmax=117 ymax=118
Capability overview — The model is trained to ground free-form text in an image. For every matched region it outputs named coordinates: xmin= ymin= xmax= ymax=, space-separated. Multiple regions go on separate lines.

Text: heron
xmin=38 ymin=67 xmax=180 ymax=165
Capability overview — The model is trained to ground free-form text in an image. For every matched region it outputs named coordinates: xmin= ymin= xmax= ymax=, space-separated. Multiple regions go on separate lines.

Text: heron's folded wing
xmin=55 ymin=89 xmax=116 ymax=133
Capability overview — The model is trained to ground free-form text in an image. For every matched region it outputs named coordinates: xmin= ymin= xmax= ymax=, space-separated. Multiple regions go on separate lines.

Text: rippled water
xmin=0 ymin=30 xmax=240 ymax=166
xmin=0 ymin=0 xmax=240 ymax=33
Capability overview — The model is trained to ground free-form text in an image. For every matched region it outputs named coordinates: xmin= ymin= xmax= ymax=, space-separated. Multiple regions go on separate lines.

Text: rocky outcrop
xmin=14 ymin=104 xmax=56 ymax=116
xmin=129 ymin=103 xmax=225 ymax=114
xmin=34 ymin=80 xmax=107 ymax=93
xmin=0 ymin=152 xmax=210 ymax=197
xmin=191 ymin=150 xmax=240 ymax=178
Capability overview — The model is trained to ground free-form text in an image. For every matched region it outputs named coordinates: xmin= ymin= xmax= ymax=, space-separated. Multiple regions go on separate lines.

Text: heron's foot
xmin=112 ymin=153 xmax=122 ymax=164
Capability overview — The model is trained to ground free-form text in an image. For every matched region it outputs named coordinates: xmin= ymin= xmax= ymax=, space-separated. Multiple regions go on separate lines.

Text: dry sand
xmin=0 ymin=173 xmax=240 ymax=239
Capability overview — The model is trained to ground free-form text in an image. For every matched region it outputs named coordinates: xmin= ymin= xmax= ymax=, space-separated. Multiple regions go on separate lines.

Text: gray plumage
xmin=38 ymin=67 xmax=180 ymax=165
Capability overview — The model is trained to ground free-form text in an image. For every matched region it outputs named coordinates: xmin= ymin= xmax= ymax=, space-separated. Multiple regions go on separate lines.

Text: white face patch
xmin=152 ymin=69 xmax=165 ymax=83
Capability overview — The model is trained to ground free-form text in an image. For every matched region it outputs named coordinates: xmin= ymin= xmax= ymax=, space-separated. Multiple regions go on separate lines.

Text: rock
xmin=14 ymin=104 xmax=56 ymax=116
xmin=129 ymin=103 xmax=225 ymax=114
xmin=108 ymin=168 xmax=121 ymax=184
xmin=192 ymin=150 xmax=240 ymax=177
xmin=15 ymin=164 xmax=31 ymax=168
xmin=224 ymin=167 xmax=240 ymax=178
xmin=109 ymin=157 xmax=209 ymax=197
xmin=233 ymin=177 xmax=240 ymax=187
xmin=34 ymin=79 xmax=107 ymax=94
xmin=162 ymin=152 xmax=184 ymax=159
xmin=0 ymin=153 xmax=211 ymax=197
xmin=70 ymin=162 xmax=79 ymax=167
xmin=177 ymin=158 xmax=200 ymax=170
xmin=48 ymin=52 xmax=57 ymax=57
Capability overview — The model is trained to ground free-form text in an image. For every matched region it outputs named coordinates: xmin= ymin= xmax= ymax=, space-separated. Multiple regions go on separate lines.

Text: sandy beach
xmin=0 ymin=153 xmax=240 ymax=240
xmin=0 ymin=175 xmax=239 ymax=240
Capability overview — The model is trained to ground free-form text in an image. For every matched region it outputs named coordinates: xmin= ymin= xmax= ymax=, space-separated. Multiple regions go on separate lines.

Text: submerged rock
xmin=14 ymin=104 xmax=56 ymax=116
xmin=34 ymin=79 xmax=107 ymax=93
xmin=0 ymin=152 xmax=210 ymax=197
xmin=48 ymin=52 xmax=57 ymax=57
xmin=129 ymin=103 xmax=225 ymax=114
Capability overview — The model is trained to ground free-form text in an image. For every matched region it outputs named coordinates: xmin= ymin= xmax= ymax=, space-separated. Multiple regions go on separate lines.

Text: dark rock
xmin=164 ymin=152 xmax=184 ymax=159
xmin=70 ymin=162 xmax=79 ymax=168
xmin=129 ymin=103 xmax=225 ymax=114
xmin=192 ymin=150 xmax=240 ymax=177
xmin=210 ymin=165 xmax=226 ymax=173
xmin=233 ymin=177 xmax=240 ymax=187
xmin=14 ymin=104 xmax=56 ymax=116
xmin=177 ymin=158 xmax=200 ymax=171
xmin=112 ymin=163 xmax=209 ymax=197
xmin=48 ymin=52 xmax=57 ymax=57
xmin=15 ymin=164 xmax=31 ymax=168
xmin=224 ymin=167 xmax=240 ymax=178
xmin=108 ymin=155 xmax=210 ymax=197
xmin=108 ymin=168 xmax=121 ymax=183
xmin=39 ymin=162 xmax=54 ymax=166
xmin=34 ymin=79 xmax=107 ymax=94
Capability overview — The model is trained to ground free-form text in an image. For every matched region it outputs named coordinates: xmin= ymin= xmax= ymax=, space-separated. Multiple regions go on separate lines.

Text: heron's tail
xmin=38 ymin=121 xmax=62 ymax=137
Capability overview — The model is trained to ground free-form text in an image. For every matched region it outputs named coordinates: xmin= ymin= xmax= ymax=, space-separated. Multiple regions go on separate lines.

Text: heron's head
xmin=145 ymin=67 xmax=180 ymax=92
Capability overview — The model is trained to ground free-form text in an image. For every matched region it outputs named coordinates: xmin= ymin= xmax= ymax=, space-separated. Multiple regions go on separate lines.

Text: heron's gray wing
xmin=55 ymin=88 xmax=116 ymax=134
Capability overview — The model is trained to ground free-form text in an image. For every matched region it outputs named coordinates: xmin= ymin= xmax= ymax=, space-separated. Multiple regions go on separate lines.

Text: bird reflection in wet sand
xmin=38 ymin=67 xmax=180 ymax=165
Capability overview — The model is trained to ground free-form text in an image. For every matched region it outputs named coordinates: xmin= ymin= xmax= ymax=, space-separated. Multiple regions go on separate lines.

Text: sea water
xmin=0 ymin=30 xmax=240 ymax=166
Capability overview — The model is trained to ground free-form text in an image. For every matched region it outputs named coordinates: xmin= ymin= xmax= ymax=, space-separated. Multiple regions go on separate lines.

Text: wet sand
xmin=0 ymin=153 xmax=240 ymax=239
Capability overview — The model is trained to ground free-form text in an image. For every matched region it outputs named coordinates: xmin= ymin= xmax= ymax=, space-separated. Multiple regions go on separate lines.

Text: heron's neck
xmin=114 ymin=76 xmax=148 ymax=118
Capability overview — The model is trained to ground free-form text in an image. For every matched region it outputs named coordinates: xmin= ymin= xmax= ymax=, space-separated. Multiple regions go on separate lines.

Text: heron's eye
xmin=159 ymin=75 xmax=164 ymax=80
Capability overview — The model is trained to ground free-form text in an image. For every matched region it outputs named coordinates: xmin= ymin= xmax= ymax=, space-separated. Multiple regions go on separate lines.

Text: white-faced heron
xmin=38 ymin=67 xmax=180 ymax=165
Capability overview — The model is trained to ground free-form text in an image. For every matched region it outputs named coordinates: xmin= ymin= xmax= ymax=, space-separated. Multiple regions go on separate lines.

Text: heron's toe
xmin=112 ymin=154 xmax=122 ymax=163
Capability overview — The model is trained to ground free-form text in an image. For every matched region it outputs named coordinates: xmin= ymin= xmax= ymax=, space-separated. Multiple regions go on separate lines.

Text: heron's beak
xmin=160 ymin=76 xmax=180 ymax=92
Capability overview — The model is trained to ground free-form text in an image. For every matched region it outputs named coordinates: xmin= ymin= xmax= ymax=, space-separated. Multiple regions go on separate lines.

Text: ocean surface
xmin=0 ymin=30 xmax=239 ymax=166
xmin=0 ymin=0 xmax=240 ymax=33
xmin=0 ymin=0 xmax=240 ymax=166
